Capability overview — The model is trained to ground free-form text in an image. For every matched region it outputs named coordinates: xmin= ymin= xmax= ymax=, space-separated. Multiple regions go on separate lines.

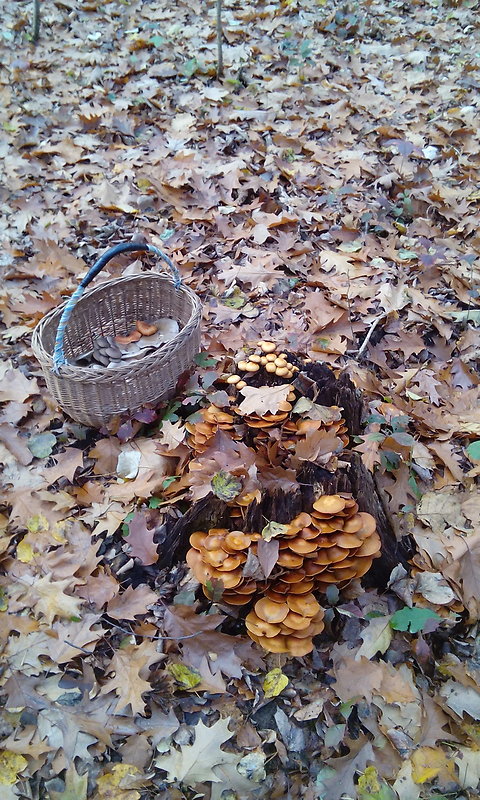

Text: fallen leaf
xmin=238 ymin=384 xmax=291 ymax=416
xmin=154 ymin=717 xmax=237 ymax=784
xmin=125 ymin=511 xmax=158 ymax=566
xmin=100 ymin=640 xmax=165 ymax=715
xmin=263 ymin=668 xmax=289 ymax=698
xmin=355 ymin=616 xmax=392 ymax=660
xmin=106 ymin=585 xmax=158 ymax=620
xmin=0 ymin=750 xmax=28 ymax=786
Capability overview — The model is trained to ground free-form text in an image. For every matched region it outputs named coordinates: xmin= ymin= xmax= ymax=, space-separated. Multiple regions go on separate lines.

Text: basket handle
xmin=53 ymin=242 xmax=181 ymax=373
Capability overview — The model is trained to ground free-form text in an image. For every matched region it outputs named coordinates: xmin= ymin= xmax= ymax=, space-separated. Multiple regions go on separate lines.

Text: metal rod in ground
xmin=32 ymin=0 xmax=40 ymax=43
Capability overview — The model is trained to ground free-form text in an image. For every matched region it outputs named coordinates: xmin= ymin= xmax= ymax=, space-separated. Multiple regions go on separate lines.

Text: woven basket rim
xmin=31 ymin=272 xmax=202 ymax=378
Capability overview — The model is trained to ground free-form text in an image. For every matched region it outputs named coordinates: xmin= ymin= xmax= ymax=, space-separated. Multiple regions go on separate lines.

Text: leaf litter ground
xmin=1 ymin=0 xmax=480 ymax=798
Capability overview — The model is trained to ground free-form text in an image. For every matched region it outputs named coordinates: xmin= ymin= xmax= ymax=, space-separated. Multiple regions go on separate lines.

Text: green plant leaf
xmin=211 ymin=470 xmax=242 ymax=501
xmin=195 ymin=352 xmax=219 ymax=367
xmin=27 ymin=432 xmax=57 ymax=458
xmin=168 ymin=663 xmax=201 ymax=689
xmin=390 ymin=606 xmax=441 ymax=634
xmin=261 ymin=521 xmax=290 ymax=541
xmin=466 ymin=440 xmax=480 ymax=463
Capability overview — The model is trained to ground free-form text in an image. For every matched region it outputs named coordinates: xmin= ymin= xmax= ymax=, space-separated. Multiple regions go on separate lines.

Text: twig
xmin=356 ymin=314 xmax=386 ymax=357
xmin=106 ymin=619 xmax=206 ymax=642
xmin=216 ymin=0 xmax=224 ymax=78
xmin=63 ymin=640 xmax=96 ymax=655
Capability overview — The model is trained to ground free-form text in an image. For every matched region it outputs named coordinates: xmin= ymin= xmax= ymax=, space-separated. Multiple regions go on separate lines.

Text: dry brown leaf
xmin=106 ymin=584 xmax=158 ymax=621
xmin=237 ymin=384 xmax=291 ymax=416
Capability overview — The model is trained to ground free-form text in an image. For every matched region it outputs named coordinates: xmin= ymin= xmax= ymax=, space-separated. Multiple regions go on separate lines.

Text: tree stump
xmin=157 ymin=363 xmax=412 ymax=588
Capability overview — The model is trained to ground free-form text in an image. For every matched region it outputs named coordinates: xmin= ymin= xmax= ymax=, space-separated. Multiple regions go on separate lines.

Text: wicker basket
xmin=31 ymin=242 xmax=202 ymax=428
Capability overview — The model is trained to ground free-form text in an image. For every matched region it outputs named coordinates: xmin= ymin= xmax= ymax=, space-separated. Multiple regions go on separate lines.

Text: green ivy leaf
xmin=466 ymin=440 xmax=480 ymax=463
xmin=148 ymin=497 xmax=163 ymax=509
xmin=27 ymin=432 xmax=57 ymax=459
xmin=390 ymin=606 xmax=441 ymax=634
xmin=211 ymin=470 xmax=242 ymax=501
xmin=261 ymin=521 xmax=290 ymax=541
xmin=194 ymin=352 xmax=219 ymax=367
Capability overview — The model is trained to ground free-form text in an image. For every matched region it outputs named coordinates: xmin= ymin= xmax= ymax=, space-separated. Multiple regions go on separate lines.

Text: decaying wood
xmin=158 ymin=363 xmax=412 ymax=587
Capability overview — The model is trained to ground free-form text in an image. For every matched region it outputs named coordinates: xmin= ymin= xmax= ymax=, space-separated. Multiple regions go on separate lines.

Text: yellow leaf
xmin=411 ymin=747 xmax=456 ymax=784
xmin=263 ymin=668 xmax=289 ymax=698
xmin=95 ymin=764 xmax=142 ymax=800
xmin=16 ymin=539 xmax=34 ymax=563
xmin=0 ymin=750 xmax=28 ymax=785
xmin=168 ymin=663 xmax=201 ymax=689
xmin=26 ymin=514 xmax=49 ymax=533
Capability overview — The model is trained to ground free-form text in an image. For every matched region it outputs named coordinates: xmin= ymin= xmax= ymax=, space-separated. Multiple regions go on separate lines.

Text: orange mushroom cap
xmin=284 ymin=636 xmax=315 ymax=657
xmin=277 ymin=551 xmax=304 ymax=568
xmin=287 ymin=592 xmax=321 ymax=617
xmin=245 ymin=612 xmax=282 ymax=638
xmin=313 ymin=495 xmax=346 ymax=514
xmin=254 ymin=597 xmax=290 ymax=624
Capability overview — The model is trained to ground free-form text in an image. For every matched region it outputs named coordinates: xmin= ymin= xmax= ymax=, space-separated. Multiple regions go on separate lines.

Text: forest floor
xmin=1 ymin=0 xmax=480 ymax=798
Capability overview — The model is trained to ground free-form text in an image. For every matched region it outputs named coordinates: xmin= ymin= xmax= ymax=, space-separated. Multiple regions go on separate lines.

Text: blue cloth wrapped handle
xmin=52 ymin=242 xmax=181 ymax=373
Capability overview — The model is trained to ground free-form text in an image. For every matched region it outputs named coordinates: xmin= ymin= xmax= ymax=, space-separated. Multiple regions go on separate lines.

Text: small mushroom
xmin=244 ymin=362 xmax=260 ymax=372
xmin=136 ymin=320 xmax=159 ymax=336
xmin=236 ymin=380 xmax=247 ymax=389
xmin=265 ymin=354 xmax=277 ymax=362
xmin=254 ymin=597 xmax=289 ymax=624
xmin=249 ymin=354 xmax=262 ymax=363
xmin=237 ymin=360 xmax=249 ymax=371
xmin=115 ymin=330 xmax=142 ymax=345
xmin=275 ymin=367 xmax=290 ymax=377
xmin=313 ymin=495 xmax=346 ymax=514
xmin=224 ymin=531 xmax=252 ymax=551
xmin=265 ymin=363 xmax=277 ymax=373
xmin=260 ymin=356 xmax=268 ymax=365
xmin=284 ymin=636 xmax=315 ymax=657
xmin=259 ymin=341 xmax=276 ymax=354
xmin=281 ymin=612 xmax=312 ymax=631
xmin=274 ymin=358 xmax=288 ymax=368
xmin=287 ymin=593 xmax=321 ymax=617
xmin=226 ymin=374 xmax=241 ymax=385
xmin=245 ymin=612 xmax=282 ymax=638
xmin=189 ymin=531 xmax=207 ymax=550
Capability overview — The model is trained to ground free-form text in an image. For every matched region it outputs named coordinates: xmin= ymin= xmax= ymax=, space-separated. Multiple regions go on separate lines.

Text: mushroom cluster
xmin=246 ymin=589 xmax=325 ymax=657
xmin=185 ymin=405 xmax=236 ymax=454
xmin=227 ymin=340 xmax=299 ymax=390
xmin=185 ymin=495 xmax=381 ymax=657
xmin=277 ymin=496 xmax=381 ymax=593
xmin=186 ymin=528 xmax=259 ymax=604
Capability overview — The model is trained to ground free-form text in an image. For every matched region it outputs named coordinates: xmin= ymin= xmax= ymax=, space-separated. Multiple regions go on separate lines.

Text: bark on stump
xmin=158 ymin=364 xmax=412 ymax=588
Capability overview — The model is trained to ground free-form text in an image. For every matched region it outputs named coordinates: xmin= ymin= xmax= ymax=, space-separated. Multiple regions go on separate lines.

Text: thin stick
xmin=356 ymin=314 xmax=385 ymax=357
xmin=216 ymin=0 xmax=224 ymax=79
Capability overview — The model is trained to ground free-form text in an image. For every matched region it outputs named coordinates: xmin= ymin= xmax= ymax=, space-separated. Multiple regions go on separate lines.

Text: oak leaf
xmin=106 ymin=584 xmax=158 ymax=621
xmin=238 ymin=384 xmax=291 ymax=416
xmin=100 ymin=640 xmax=165 ymax=715
xmin=19 ymin=573 xmax=84 ymax=625
xmin=125 ymin=511 xmax=158 ymax=566
xmin=42 ymin=447 xmax=84 ymax=485
xmin=0 ymin=367 xmax=39 ymax=404
xmin=154 ymin=717 xmax=237 ymax=784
